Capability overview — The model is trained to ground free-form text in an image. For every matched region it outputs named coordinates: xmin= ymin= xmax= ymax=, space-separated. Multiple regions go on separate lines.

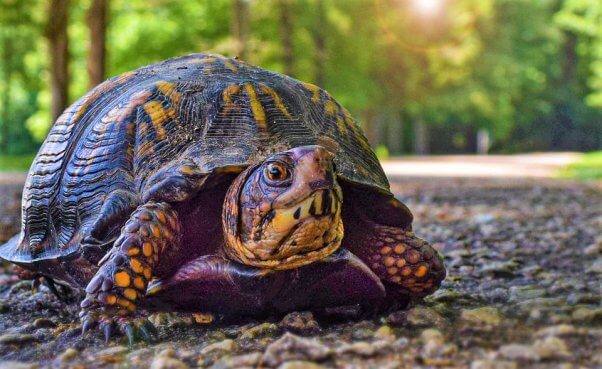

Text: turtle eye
xmin=265 ymin=162 xmax=290 ymax=182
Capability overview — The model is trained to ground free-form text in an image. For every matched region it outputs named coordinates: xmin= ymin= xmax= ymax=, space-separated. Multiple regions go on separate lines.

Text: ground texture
xmin=0 ymin=176 xmax=600 ymax=369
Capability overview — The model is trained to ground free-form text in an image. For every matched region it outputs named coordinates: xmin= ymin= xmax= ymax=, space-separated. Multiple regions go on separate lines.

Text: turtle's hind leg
xmin=344 ymin=216 xmax=446 ymax=303
xmin=79 ymin=201 xmax=180 ymax=344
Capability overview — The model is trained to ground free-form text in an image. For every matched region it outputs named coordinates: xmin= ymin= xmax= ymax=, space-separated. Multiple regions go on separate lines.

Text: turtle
xmin=0 ymin=54 xmax=445 ymax=343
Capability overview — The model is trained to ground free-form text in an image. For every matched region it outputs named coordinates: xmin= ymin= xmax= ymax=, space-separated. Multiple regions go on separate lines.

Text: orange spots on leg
xmin=130 ymin=258 xmax=144 ymax=274
xmin=394 ymin=244 xmax=406 ymax=254
xmin=114 ymin=271 xmax=131 ymax=287
xmin=142 ymin=242 xmax=153 ymax=257
xmin=124 ymin=288 xmax=137 ymax=301
xmin=380 ymin=246 xmax=392 ymax=255
xmin=133 ymin=277 xmax=145 ymax=290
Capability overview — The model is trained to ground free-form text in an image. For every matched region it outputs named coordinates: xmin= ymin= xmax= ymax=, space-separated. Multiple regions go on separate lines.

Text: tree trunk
xmin=87 ymin=0 xmax=108 ymax=88
xmin=387 ymin=111 xmax=404 ymax=155
xmin=46 ymin=0 xmax=70 ymax=123
xmin=311 ymin=0 xmax=326 ymax=86
xmin=0 ymin=38 xmax=13 ymax=154
xmin=413 ymin=117 xmax=430 ymax=155
xmin=232 ymin=0 xmax=249 ymax=61
xmin=279 ymin=0 xmax=294 ymax=76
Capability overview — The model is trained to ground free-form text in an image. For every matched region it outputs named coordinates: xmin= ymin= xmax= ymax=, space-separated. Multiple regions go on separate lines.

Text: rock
xmin=532 ymin=336 xmax=570 ymax=359
xmin=350 ymin=321 xmax=375 ymax=340
xmin=586 ymin=258 xmax=602 ymax=274
xmin=459 ymin=307 xmax=502 ymax=327
xmin=584 ymin=241 xmax=601 ymax=256
xmin=535 ymin=324 xmax=578 ymax=337
xmin=498 ymin=344 xmax=540 ymax=361
xmin=374 ymin=325 xmax=395 ymax=340
xmin=470 ymin=360 xmax=517 ymax=369
xmin=262 ymin=333 xmax=331 ymax=367
xmin=239 ymin=322 xmax=279 ymax=340
xmin=387 ymin=306 xmax=447 ymax=329
xmin=208 ymin=352 xmax=262 ymax=369
xmin=0 ymin=333 xmax=37 ymax=345
xmin=420 ymin=329 xmax=457 ymax=357
xmin=201 ymin=339 xmax=236 ymax=355
xmin=278 ymin=361 xmax=326 ymax=369
xmin=571 ymin=307 xmax=602 ymax=323
xmin=150 ymin=348 xmax=190 ymax=369
xmin=32 ymin=318 xmax=55 ymax=328
xmin=96 ymin=345 xmax=129 ymax=364
xmin=0 ymin=362 xmax=38 ymax=369
xmin=336 ymin=340 xmax=391 ymax=357
xmin=509 ymin=286 xmax=546 ymax=302
xmin=279 ymin=312 xmax=320 ymax=335
xmin=58 ymin=348 xmax=78 ymax=362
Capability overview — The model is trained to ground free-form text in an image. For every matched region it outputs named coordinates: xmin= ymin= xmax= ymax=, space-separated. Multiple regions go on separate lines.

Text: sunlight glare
xmin=413 ymin=0 xmax=443 ymax=16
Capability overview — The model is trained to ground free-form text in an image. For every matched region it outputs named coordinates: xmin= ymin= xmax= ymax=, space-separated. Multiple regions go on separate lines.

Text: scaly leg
xmin=347 ymin=219 xmax=446 ymax=302
xmin=80 ymin=202 xmax=180 ymax=343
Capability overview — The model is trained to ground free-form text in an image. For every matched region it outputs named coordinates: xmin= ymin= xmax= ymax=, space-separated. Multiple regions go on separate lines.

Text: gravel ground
xmin=0 ymin=176 xmax=600 ymax=369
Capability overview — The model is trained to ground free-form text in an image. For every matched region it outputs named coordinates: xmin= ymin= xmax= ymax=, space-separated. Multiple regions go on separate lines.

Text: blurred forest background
xmin=0 ymin=0 xmax=601 ymax=164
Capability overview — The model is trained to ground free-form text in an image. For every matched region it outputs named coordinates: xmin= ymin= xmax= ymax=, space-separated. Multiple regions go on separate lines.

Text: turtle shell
xmin=0 ymin=53 xmax=401 ymax=265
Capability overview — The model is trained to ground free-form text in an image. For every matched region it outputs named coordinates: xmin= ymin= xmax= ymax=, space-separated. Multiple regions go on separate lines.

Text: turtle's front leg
xmin=80 ymin=202 xmax=180 ymax=343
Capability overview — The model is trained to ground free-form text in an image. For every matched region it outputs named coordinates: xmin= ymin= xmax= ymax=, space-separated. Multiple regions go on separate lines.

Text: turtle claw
xmin=102 ymin=322 xmax=113 ymax=343
xmin=81 ymin=318 xmax=96 ymax=336
xmin=80 ymin=310 xmax=158 ymax=345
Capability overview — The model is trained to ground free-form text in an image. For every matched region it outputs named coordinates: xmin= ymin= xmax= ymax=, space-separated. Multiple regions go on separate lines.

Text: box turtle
xmin=0 ymin=54 xmax=445 ymax=343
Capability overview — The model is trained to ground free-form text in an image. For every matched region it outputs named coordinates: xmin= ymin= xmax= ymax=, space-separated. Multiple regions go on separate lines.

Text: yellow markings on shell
xmin=258 ymin=84 xmax=292 ymax=119
xmin=243 ymin=84 xmax=267 ymax=130
xmin=189 ymin=56 xmax=217 ymax=64
xmin=222 ymin=84 xmax=241 ymax=109
xmin=130 ymin=258 xmax=144 ymax=274
xmin=222 ymin=59 xmax=239 ymax=72
xmin=324 ymin=100 xmax=338 ymax=116
xmin=124 ymin=288 xmax=138 ymax=300
xmin=114 ymin=271 xmax=131 ymax=287
xmin=143 ymin=267 xmax=152 ymax=280
xmin=303 ymin=82 xmax=321 ymax=102
xmin=336 ymin=116 xmax=349 ymax=136
xmin=144 ymin=100 xmax=174 ymax=140
xmin=156 ymin=81 xmax=183 ymax=103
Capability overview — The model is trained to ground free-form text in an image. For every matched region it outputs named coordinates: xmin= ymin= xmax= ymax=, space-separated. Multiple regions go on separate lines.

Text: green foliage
xmin=0 ymin=154 xmax=36 ymax=171
xmin=0 ymin=0 xmax=600 ymax=157
xmin=558 ymin=151 xmax=602 ymax=180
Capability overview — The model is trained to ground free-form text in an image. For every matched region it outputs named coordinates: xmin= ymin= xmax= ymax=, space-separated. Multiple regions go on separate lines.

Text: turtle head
xmin=222 ymin=145 xmax=344 ymax=270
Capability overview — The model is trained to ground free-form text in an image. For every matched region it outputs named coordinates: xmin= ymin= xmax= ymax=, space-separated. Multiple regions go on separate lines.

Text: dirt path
xmin=0 ymin=166 xmax=600 ymax=368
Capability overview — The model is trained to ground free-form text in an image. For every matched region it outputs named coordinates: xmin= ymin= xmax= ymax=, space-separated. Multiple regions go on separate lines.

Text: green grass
xmin=559 ymin=151 xmax=602 ymax=181
xmin=0 ymin=154 xmax=35 ymax=171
